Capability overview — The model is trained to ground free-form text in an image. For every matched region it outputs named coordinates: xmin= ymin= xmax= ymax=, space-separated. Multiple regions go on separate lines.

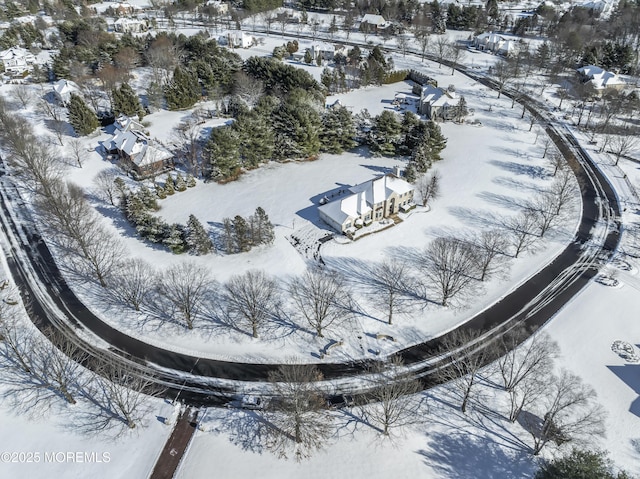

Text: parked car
xmin=326 ymin=394 xmax=354 ymax=409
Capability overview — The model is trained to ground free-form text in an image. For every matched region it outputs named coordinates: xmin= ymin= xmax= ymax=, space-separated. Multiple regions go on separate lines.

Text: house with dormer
xmin=0 ymin=46 xmax=36 ymax=74
xmin=576 ymin=65 xmax=626 ymax=94
xmin=100 ymin=115 xmax=173 ymax=178
xmin=318 ymin=173 xmax=414 ymax=234
xmin=418 ymin=85 xmax=461 ymax=121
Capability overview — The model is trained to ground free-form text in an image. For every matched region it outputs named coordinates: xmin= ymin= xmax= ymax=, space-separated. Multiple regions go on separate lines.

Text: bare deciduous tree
xmin=233 ymin=71 xmax=264 ymax=110
xmin=289 ymin=268 xmax=352 ymax=338
xmin=68 ymin=137 xmax=86 ymax=168
xmin=266 ymin=362 xmax=331 ymax=461
xmin=39 ymin=97 xmax=67 ymax=145
xmin=434 ymin=36 xmax=451 ymax=68
xmin=93 ymin=169 xmax=120 ymax=206
xmin=415 ymin=171 xmax=441 ymax=207
xmin=524 ymin=369 xmax=606 ymax=455
xmin=12 ymin=84 xmax=34 ymax=109
xmin=469 ymin=229 xmax=509 ymax=281
xmin=497 ymin=326 xmax=558 ymax=392
xmin=504 ymin=209 xmax=540 ymax=258
xmin=549 ymin=167 xmax=579 ymax=216
xmin=157 ymin=261 xmax=211 ymax=329
xmin=418 ymin=237 xmax=478 ymax=306
xmin=363 ymin=355 xmax=423 ymax=435
xmin=173 ymin=117 xmax=204 ymax=176
xmin=608 ymin=134 xmax=638 ymax=166
xmin=87 ymin=363 xmax=161 ymax=431
xmin=546 ymin=150 xmax=564 ymax=174
xmin=369 ymin=259 xmax=412 ymax=325
xmin=437 ymin=328 xmax=495 ymax=414
xmin=528 ymin=193 xmax=562 ymax=238
xmin=225 ymin=270 xmax=280 ymax=338
xmin=109 ymin=258 xmax=155 ymax=311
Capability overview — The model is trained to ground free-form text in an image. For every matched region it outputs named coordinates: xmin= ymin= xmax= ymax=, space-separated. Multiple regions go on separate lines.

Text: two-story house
xmin=318 ymin=173 xmax=414 ymax=234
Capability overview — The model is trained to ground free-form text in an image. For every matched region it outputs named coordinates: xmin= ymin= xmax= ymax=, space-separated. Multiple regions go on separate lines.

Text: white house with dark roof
xmin=0 ymin=46 xmax=36 ymax=74
xmin=576 ymin=65 xmax=626 ymax=93
xmin=318 ymin=173 xmax=414 ymax=234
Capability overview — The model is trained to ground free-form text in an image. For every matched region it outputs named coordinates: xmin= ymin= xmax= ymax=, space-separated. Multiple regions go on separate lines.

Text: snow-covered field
xmin=0 ymin=12 xmax=639 ymax=479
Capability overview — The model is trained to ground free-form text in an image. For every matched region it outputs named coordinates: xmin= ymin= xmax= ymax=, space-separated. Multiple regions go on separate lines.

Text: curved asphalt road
xmin=0 ymin=72 xmax=621 ymax=406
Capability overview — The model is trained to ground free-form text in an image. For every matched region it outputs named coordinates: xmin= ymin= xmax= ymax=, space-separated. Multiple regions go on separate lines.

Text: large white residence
xmin=417 ymin=85 xmax=462 ymax=121
xmin=576 ymin=65 xmax=626 ymax=93
xmin=473 ymin=32 xmax=519 ymax=56
xmin=318 ymin=173 xmax=414 ymax=235
xmin=0 ymin=46 xmax=36 ymax=74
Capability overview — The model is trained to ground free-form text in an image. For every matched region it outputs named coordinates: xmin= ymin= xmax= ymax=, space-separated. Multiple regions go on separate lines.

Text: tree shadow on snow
xmin=417 ymin=429 xmax=535 ymax=479
xmin=489 ymin=160 xmax=548 ymax=179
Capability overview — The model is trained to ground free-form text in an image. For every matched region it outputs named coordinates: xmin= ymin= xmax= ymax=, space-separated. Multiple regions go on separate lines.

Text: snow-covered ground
xmin=1 ymin=11 xmax=639 ymax=478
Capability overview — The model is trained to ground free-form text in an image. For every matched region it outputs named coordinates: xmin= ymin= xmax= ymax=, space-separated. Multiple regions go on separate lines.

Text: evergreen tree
xmin=234 ymin=111 xmax=275 ymax=167
xmin=250 ymin=207 xmax=275 ymax=245
xmin=164 ymin=176 xmax=175 ymax=195
xmin=233 ymin=215 xmax=250 ymax=252
xmin=165 ymin=66 xmax=201 ymax=110
xmin=175 ymin=173 xmax=187 ymax=191
xmin=404 ymin=162 xmax=417 ymax=183
xmin=186 ymin=173 xmax=197 ymax=187
xmin=186 ymin=214 xmax=214 ymax=255
xmin=535 ymin=449 xmax=631 ymax=479
xmin=411 ymin=140 xmax=434 ymax=173
xmin=426 ymin=121 xmax=447 ymax=160
xmin=204 ymin=126 xmax=241 ymax=181
xmin=138 ymin=185 xmax=159 ymax=210
xmin=454 ymin=96 xmax=468 ymax=122
xmin=272 ymin=89 xmax=321 ymax=160
xmin=304 ymin=49 xmax=313 ymax=64
xmin=223 ymin=217 xmax=235 ymax=253
xmin=163 ymin=223 xmax=187 ymax=254
xmin=155 ymin=184 xmax=167 ymax=199
xmin=370 ymin=110 xmax=402 ymax=156
xmin=320 ymin=105 xmax=357 ymax=154
xmin=124 ymin=193 xmax=146 ymax=224
xmin=137 ymin=214 xmax=169 ymax=243
xmin=114 ymin=177 xmax=129 ymax=204
xmin=67 ymin=93 xmax=99 ymax=136
xmin=112 ymin=83 xmax=145 ymax=119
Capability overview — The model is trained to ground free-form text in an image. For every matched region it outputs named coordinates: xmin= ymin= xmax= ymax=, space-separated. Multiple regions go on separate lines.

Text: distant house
xmin=226 ymin=30 xmax=254 ymax=49
xmin=360 ymin=14 xmax=388 ymax=32
xmin=205 ymin=0 xmax=229 ymax=14
xmin=418 ymin=85 xmax=461 ymax=121
xmin=473 ymin=32 xmax=519 ymax=56
xmin=114 ymin=17 xmax=147 ymax=33
xmin=309 ymin=42 xmax=335 ymax=61
xmin=318 ymin=173 xmax=414 ymax=235
xmin=113 ymin=2 xmax=136 ymax=16
xmin=576 ymin=65 xmax=626 ymax=93
xmin=0 ymin=46 xmax=36 ymax=74
xmin=52 ymin=79 xmax=81 ymax=105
